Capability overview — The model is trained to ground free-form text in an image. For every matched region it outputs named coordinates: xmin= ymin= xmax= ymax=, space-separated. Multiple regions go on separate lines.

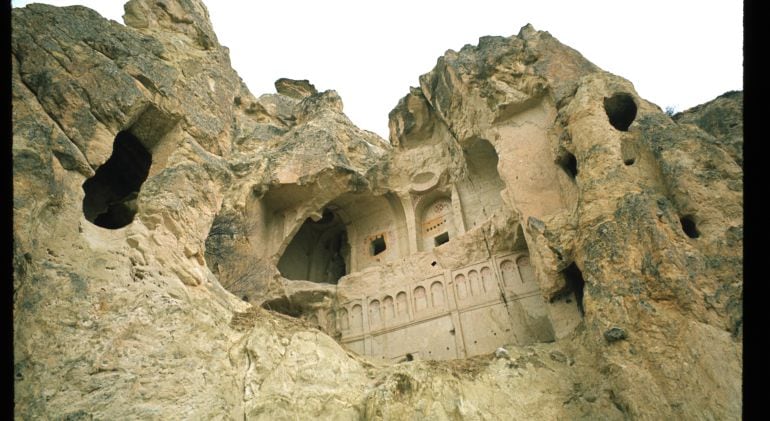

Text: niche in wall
xmin=419 ymin=196 xmax=456 ymax=251
xmin=274 ymin=191 xmax=408 ymax=281
xmin=370 ymin=234 xmax=387 ymax=255
xmin=434 ymin=232 xmax=450 ymax=247
xmin=277 ymin=209 xmax=350 ymax=284
xmin=456 ymin=138 xmax=506 ymax=229
xmin=330 ymin=192 xmax=408 ymax=272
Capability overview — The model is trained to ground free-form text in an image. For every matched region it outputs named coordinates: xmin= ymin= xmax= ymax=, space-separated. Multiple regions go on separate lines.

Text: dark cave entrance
xmin=278 ymin=209 xmax=350 ymax=284
xmin=604 ymin=92 xmax=638 ymax=131
xmin=557 ymin=151 xmax=578 ymax=179
xmin=562 ymin=262 xmax=586 ymax=317
xmin=82 ymin=131 xmax=152 ymax=229
xmin=680 ymin=215 xmax=700 ymax=239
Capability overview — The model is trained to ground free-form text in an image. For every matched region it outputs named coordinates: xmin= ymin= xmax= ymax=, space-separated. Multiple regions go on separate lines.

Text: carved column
xmin=399 ymin=193 xmax=419 ymax=255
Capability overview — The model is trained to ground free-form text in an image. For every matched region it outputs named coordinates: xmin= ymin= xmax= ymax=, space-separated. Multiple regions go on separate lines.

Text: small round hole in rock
xmin=604 ymin=93 xmax=637 ymax=131
xmin=680 ymin=215 xmax=700 ymax=239
xmin=624 ymin=158 xmax=635 ymax=166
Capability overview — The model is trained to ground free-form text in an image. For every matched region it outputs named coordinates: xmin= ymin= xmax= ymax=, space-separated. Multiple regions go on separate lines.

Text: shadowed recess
xmin=680 ymin=215 xmax=700 ymax=239
xmin=562 ymin=262 xmax=585 ymax=317
xmin=557 ymin=151 xmax=578 ymax=179
xmin=278 ymin=209 xmax=350 ymax=284
xmin=261 ymin=296 xmax=303 ymax=317
xmin=604 ymin=93 xmax=637 ymax=131
xmin=82 ymin=131 xmax=151 ymax=229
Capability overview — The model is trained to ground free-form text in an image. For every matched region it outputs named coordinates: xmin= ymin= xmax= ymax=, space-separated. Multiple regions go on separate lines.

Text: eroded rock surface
xmin=13 ymin=1 xmax=741 ymax=419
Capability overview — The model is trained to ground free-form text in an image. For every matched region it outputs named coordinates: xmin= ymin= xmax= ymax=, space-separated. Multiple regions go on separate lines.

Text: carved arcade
xmin=268 ymin=137 xmax=578 ymax=360
xmin=312 ymin=252 xmax=554 ymax=361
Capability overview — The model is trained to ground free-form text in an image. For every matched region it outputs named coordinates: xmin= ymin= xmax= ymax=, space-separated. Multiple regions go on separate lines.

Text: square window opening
xmin=371 ymin=236 xmax=387 ymax=256
xmin=434 ymin=232 xmax=450 ymax=246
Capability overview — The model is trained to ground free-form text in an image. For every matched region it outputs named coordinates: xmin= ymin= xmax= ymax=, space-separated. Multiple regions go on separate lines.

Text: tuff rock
xmin=13 ymin=1 xmax=742 ymax=419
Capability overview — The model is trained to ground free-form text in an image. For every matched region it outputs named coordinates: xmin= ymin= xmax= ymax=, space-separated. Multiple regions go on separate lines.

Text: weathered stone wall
xmin=13 ymin=1 xmax=741 ymax=419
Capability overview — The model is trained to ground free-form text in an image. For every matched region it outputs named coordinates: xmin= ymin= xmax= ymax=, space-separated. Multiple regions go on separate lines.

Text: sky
xmin=12 ymin=0 xmax=743 ymax=139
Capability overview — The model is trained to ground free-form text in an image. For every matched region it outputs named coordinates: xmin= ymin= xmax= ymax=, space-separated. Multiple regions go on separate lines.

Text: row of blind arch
xmin=335 ymin=254 xmax=533 ymax=333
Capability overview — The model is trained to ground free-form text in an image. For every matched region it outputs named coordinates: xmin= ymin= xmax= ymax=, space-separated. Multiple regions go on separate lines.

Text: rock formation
xmin=12 ymin=1 xmax=742 ymax=419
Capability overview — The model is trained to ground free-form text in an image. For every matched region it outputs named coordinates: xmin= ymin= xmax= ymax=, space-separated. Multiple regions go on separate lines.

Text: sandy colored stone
xmin=13 ymin=1 xmax=741 ymax=419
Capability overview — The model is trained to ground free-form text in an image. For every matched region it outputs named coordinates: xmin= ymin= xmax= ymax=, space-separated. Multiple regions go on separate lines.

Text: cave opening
xmin=604 ymin=93 xmax=638 ymax=131
xmin=563 ymin=262 xmax=585 ymax=317
xmin=680 ymin=215 xmax=700 ymax=239
xmin=82 ymin=130 xmax=152 ymax=229
xmin=277 ymin=209 xmax=350 ymax=284
xmin=558 ymin=152 xmax=578 ymax=179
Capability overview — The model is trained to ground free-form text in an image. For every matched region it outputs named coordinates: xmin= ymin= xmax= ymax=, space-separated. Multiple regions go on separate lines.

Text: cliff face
xmin=12 ymin=1 xmax=742 ymax=419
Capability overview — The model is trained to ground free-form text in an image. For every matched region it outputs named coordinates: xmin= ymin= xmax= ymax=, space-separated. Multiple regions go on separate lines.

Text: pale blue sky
xmin=13 ymin=0 xmax=743 ymax=139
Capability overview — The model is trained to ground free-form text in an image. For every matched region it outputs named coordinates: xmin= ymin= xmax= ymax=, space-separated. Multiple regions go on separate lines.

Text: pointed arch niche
xmin=456 ymin=138 xmax=506 ymax=229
